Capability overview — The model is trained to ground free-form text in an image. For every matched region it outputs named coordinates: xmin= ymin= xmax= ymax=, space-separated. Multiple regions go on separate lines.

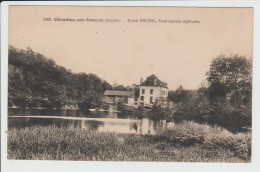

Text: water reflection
xmin=8 ymin=108 xmax=174 ymax=135
xmin=8 ymin=108 xmax=119 ymax=118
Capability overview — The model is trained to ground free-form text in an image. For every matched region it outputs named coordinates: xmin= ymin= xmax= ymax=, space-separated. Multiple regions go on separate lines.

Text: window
xmin=142 ymin=89 xmax=145 ymax=94
xmin=150 ymin=97 xmax=153 ymax=104
xmin=154 ymin=79 xmax=157 ymax=85
xmin=161 ymin=90 xmax=165 ymax=95
xmin=134 ymin=98 xmax=138 ymax=101
xmin=150 ymin=89 xmax=153 ymax=94
xmin=141 ymin=96 xmax=144 ymax=101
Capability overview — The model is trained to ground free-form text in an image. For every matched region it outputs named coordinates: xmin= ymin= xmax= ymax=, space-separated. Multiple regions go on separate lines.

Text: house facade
xmin=139 ymin=74 xmax=169 ymax=107
xmin=102 ymin=74 xmax=168 ymax=107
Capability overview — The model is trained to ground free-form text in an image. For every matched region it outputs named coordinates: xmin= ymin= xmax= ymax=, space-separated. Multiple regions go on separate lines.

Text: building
xmin=139 ymin=74 xmax=169 ymax=107
xmin=103 ymin=90 xmax=133 ymax=104
xmin=102 ymin=74 xmax=168 ymax=107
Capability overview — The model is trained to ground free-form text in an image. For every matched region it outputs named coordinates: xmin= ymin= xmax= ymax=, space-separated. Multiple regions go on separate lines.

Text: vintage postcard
xmin=1 ymin=1 xmax=260 ymax=172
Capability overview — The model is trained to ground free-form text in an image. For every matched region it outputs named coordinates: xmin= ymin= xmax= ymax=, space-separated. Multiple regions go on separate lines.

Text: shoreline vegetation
xmin=8 ymin=46 xmax=252 ymax=161
xmin=8 ymin=121 xmax=251 ymax=162
xmin=8 ymin=46 xmax=252 ymax=133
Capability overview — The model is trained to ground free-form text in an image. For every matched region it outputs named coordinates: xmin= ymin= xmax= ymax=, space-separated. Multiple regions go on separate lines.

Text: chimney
xmin=140 ymin=78 xmax=143 ymax=85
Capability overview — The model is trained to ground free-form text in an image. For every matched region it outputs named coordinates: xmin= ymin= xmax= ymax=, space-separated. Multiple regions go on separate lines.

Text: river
xmin=8 ymin=108 xmax=175 ymax=135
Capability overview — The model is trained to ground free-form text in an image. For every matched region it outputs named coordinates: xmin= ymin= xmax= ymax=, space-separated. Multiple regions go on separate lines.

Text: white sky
xmin=9 ymin=6 xmax=253 ymax=90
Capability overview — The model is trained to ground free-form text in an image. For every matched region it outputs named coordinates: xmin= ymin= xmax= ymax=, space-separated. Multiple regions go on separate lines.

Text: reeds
xmin=7 ymin=121 xmax=251 ymax=162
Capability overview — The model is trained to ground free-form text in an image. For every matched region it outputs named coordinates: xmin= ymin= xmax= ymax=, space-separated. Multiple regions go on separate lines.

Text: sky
xmin=9 ymin=6 xmax=253 ymax=90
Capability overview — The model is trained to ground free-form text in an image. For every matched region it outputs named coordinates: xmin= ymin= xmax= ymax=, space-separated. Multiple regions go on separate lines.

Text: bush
xmin=8 ymin=124 xmax=250 ymax=162
xmin=156 ymin=121 xmax=206 ymax=146
xmin=203 ymin=133 xmax=251 ymax=160
xmin=154 ymin=121 xmax=251 ymax=160
xmin=118 ymin=105 xmax=149 ymax=119
xmin=149 ymin=106 xmax=174 ymax=121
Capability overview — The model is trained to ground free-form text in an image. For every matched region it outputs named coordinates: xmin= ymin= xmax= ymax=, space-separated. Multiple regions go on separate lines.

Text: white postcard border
xmin=1 ymin=1 xmax=260 ymax=172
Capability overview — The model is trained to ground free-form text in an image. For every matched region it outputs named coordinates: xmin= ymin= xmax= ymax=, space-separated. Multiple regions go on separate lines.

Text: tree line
xmin=8 ymin=46 xmax=252 ymax=132
xmin=153 ymin=54 xmax=252 ymax=132
xmin=8 ymin=46 xmax=113 ymax=109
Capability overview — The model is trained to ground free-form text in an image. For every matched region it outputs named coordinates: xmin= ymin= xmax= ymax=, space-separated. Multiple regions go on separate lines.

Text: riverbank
xmin=8 ymin=121 xmax=251 ymax=162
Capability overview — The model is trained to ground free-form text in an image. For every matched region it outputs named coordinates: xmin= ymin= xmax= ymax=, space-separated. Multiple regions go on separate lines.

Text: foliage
xmin=148 ymin=98 xmax=175 ymax=121
xmin=117 ymin=104 xmax=148 ymax=119
xmin=166 ymin=55 xmax=252 ymax=132
xmin=168 ymin=86 xmax=188 ymax=103
xmin=8 ymin=46 xmax=252 ymax=132
xmin=8 ymin=46 xmax=112 ymax=109
xmin=204 ymin=55 xmax=252 ymax=131
xmin=206 ymin=54 xmax=252 ymax=107
xmin=168 ymin=87 xmax=199 ymax=121
xmin=113 ymin=85 xmax=130 ymax=91
xmin=156 ymin=121 xmax=251 ymax=160
xmin=8 ymin=122 xmax=250 ymax=162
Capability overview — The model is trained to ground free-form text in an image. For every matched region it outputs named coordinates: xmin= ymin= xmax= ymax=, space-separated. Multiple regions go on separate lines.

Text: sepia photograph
xmin=4 ymin=5 xmax=254 ymax=163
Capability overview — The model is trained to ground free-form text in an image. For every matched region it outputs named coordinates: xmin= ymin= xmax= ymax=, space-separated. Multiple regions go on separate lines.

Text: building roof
xmin=104 ymin=90 xmax=133 ymax=97
xmin=140 ymin=74 xmax=168 ymax=88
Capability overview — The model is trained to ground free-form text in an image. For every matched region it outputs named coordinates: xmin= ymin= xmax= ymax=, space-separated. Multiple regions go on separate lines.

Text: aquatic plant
xmin=7 ymin=121 xmax=251 ymax=162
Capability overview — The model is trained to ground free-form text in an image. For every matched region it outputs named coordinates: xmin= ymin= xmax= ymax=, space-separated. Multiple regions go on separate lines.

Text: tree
xmin=8 ymin=46 xmax=113 ymax=109
xmin=167 ymin=86 xmax=188 ymax=103
xmin=113 ymin=85 xmax=127 ymax=91
xmin=204 ymin=55 xmax=252 ymax=131
xmin=150 ymin=98 xmax=174 ymax=121
xmin=41 ymin=80 xmax=67 ymax=108
xmin=206 ymin=54 xmax=252 ymax=107
xmin=8 ymin=64 xmax=32 ymax=107
xmin=101 ymin=81 xmax=113 ymax=92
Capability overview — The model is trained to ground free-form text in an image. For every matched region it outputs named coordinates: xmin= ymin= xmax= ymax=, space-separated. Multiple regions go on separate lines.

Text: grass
xmin=7 ymin=121 xmax=251 ymax=162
